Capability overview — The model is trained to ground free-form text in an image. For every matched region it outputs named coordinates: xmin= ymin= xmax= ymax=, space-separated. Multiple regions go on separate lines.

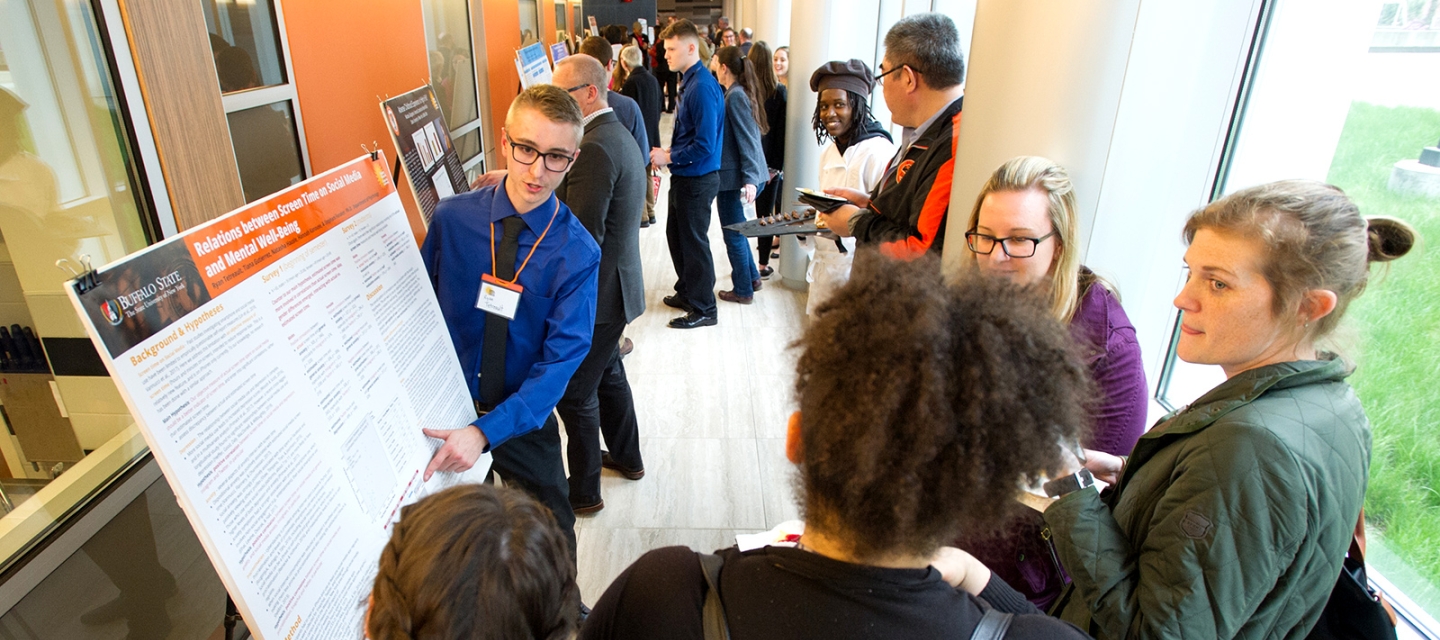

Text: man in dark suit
xmin=550 ymin=55 xmax=647 ymax=514
xmin=620 ymin=44 xmax=661 ymax=227
xmin=579 ymin=37 xmax=649 ymax=161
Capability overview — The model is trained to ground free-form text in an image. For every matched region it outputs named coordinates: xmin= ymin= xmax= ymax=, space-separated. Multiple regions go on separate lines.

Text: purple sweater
xmin=957 ymin=275 xmax=1147 ymax=609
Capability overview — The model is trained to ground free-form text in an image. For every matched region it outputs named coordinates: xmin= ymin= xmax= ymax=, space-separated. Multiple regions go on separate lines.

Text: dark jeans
xmin=754 ymin=172 xmax=783 ymax=265
xmin=490 ymin=414 xmax=576 ymax=560
xmin=557 ymin=321 xmax=642 ymax=505
xmin=717 ymin=188 xmax=760 ymax=297
xmin=666 ymin=172 xmax=719 ymax=317
xmin=661 ymin=69 xmax=678 ymax=111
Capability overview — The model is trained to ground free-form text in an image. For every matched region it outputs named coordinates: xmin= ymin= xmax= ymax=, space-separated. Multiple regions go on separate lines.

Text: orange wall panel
xmin=280 ymin=0 xmax=429 ymax=242
xmin=482 ymin=0 xmax=522 ymax=169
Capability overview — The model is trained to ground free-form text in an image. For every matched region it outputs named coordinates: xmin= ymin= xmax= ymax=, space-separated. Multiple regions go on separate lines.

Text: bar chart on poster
xmin=65 ymin=153 xmax=486 ymax=639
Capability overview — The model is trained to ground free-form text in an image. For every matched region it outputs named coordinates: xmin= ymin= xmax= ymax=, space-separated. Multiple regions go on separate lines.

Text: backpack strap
xmin=969 ymin=609 xmax=1014 ymax=640
xmin=696 ymin=552 xmax=732 ymax=640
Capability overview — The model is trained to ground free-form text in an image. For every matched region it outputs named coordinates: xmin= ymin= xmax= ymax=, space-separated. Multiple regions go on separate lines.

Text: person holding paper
xmin=419 ymin=85 xmax=601 ymax=558
xmin=804 ymin=59 xmax=895 ymax=316
xmin=550 ymin=55 xmax=648 ymax=516
xmin=816 ymin=13 xmax=964 ymax=259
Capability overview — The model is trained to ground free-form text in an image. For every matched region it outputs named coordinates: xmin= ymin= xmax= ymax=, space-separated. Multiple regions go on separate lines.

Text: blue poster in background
xmin=517 ymin=42 xmax=553 ymax=88
xmin=550 ymin=42 xmax=569 ymax=65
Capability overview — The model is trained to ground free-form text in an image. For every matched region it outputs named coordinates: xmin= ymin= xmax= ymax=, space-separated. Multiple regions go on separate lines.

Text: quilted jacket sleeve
xmin=1045 ymin=418 xmax=1308 ymax=639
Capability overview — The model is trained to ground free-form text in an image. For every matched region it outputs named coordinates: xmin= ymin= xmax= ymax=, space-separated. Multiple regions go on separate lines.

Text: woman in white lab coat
xmin=806 ymin=60 xmax=896 ymax=316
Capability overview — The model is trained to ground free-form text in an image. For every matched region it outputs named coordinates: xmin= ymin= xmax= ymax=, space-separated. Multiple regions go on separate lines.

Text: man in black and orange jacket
xmin=819 ymin=12 xmax=965 ymax=260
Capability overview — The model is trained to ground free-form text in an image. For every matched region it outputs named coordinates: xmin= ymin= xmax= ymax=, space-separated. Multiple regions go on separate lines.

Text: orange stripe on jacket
xmin=880 ymin=111 xmax=961 ymax=261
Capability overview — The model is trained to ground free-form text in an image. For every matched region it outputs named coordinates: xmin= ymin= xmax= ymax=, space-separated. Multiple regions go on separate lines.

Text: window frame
xmin=212 ymin=0 xmax=313 ymax=188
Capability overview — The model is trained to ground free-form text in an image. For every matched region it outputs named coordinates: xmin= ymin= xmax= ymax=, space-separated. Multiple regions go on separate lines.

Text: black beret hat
xmin=809 ymin=59 xmax=875 ymax=97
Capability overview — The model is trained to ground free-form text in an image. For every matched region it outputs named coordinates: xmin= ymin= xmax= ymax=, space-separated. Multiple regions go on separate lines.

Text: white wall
xmin=943 ymin=0 xmax=1142 ymax=277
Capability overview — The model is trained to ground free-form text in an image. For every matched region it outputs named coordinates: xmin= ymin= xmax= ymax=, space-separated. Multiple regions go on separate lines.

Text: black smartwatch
xmin=1043 ymin=467 xmax=1095 ymax=498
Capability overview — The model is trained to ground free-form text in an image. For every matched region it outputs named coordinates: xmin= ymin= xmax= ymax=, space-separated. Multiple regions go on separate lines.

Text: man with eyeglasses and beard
xmin=420 ymin=85 xmax=600 ymax=565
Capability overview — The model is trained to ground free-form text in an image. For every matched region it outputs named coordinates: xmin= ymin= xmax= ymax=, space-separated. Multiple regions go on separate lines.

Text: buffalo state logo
xmin=100 ymin=299 xmax=124 ymax=326
xmin=895 ymin=159 xmax=916 ymax=183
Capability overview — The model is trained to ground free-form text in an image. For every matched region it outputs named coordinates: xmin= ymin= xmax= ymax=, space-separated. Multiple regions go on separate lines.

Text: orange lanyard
xmin=489 ymin=199 xmax=561 ymax=285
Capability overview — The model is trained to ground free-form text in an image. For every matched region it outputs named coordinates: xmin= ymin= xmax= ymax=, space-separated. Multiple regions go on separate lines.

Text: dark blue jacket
xmin=669 ymin=61 xmax=723 ymax=176
xmin=607 ymin=92 xmax=649 ymax=160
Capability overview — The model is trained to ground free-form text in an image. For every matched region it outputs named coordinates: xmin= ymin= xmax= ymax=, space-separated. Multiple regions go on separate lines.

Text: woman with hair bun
xmin=581 ymin=252 xmax=1091 ymax=639
xmin=366 ymin=484 xmax=580 ymax=640
xmin=1043 ymin=180 xmax=1416 ymax=639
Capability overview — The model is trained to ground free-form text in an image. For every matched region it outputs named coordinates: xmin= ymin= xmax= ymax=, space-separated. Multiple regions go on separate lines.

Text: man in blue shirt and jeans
xmin=652 ymin=19 xmax=724 ymax=329
xmin=420 ymin=85 xmax=601 ymax=557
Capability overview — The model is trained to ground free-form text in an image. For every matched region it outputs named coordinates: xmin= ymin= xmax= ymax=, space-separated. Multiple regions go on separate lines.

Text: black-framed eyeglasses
xmin=965 ymin=230 xmax=1057 ymax=258
xmin=506 ymin=135 xmax=576 ymax=172
xmin=876 ymin=63 xmax=910 ymax=85
xmin=563 ymin=83 xmax=591 ymax=95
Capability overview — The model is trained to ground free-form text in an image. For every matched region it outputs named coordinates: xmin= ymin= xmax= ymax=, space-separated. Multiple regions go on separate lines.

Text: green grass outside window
xmin=1325 ymin=101 xmax=1440 ymax=591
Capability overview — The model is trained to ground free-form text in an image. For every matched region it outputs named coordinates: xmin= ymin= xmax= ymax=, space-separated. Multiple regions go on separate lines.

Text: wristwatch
xmin=1043 ymin=467 xmax=1096 ymax=498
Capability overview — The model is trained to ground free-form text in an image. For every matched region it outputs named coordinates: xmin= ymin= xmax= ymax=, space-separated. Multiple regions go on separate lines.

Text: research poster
xmin=550 ymin=41 xmax=569 ymax=65
xmin=517 ymin=42 xmax=554 ymax=88
xmin=67 ymin=154 xmax=488 ymax=639
xmin=381 ymin=86 xmax=470 ymax=225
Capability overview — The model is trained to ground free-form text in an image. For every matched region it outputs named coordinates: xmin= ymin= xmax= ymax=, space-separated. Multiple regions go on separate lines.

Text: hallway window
xmin=0 ymin=0 xmax=156 ymax=534
xmin=201 ymin=0 xmax=310 ymax=203
xmin=421 ymin=0 xmax=485 ymax=177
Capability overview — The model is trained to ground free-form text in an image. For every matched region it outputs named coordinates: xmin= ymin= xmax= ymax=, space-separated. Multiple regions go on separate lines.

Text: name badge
xmin=476 ymin=273 xmax=523 ymax=320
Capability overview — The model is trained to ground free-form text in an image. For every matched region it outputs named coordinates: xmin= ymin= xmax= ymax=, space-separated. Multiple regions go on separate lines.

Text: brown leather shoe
xmin=718 ymin=290 xmax=753 ymax=304
xmin=601 ymin=451 xmax=645 ymax=480
xmin=572 ymin=498 xmax=605 ymax=515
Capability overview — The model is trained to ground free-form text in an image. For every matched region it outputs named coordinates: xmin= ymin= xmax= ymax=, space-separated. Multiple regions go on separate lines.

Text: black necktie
xmin=479 ymin=216 xmax=525 ymax=407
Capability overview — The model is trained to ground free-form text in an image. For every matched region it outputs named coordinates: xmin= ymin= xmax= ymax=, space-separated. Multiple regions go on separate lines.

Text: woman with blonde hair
xmin=1045 ymin=180 xmax=1415 ymax=638
xmin=953 ymin=156 xmax=1147 ymax=607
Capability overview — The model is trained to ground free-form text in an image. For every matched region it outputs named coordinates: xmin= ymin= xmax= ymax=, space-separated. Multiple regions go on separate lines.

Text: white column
xmin=942 ymin=0 xmax=1144 ymax=274
xmin=777 ymin=0 xmax=884 ymax=290
xmin=749 ymin=0 xmax=790 ymax=51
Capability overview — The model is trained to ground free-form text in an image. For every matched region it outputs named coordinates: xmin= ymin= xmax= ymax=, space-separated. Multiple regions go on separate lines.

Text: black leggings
xmin=754 ymin=172 xmax=783 ymax=266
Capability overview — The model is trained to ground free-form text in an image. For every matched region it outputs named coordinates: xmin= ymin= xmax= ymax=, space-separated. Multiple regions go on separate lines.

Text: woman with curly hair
xmin=581 ymin=252 xmax=1091 ymax=639
xmin=366 ymin=484 xmax=580 ymax=640
xmin=1043 ymin=181 xmax=1416 ymax=638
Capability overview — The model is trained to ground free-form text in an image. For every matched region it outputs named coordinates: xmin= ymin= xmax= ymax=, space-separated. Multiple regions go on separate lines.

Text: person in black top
xmin=581 ymin=253 xmax=1093 ymax=640
xmin=620 ymin=44 xmax=662 ymax=226
xmin=747 ymin=41 xmax=786 ymax=278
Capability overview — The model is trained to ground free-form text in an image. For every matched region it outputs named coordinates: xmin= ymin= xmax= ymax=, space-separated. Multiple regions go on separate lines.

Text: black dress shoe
xmin=662 ymin=295 xmax=693 ymax=311
xmin=601 ymin=451 xmax=645 ymax=480
xmin=640 ymin=218 xmax=651 ymax=228
xmin=668 ymin=311 xmax=717 ymax=329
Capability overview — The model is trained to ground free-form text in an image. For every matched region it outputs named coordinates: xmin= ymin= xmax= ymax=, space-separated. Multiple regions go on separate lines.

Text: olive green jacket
xmin=1046 ymin=358 xmax=1369 ymax=639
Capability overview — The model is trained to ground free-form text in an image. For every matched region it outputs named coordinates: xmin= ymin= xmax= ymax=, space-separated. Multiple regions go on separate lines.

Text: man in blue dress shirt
xmin=652 ymin=18 xmax=724 ymax=329
xmin=420 ymin=85 xmax=601 ymax=556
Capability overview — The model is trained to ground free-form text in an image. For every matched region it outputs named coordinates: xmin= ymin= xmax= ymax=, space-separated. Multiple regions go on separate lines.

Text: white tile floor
xmin=571 ymin=112 xmax=806 ymax=604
